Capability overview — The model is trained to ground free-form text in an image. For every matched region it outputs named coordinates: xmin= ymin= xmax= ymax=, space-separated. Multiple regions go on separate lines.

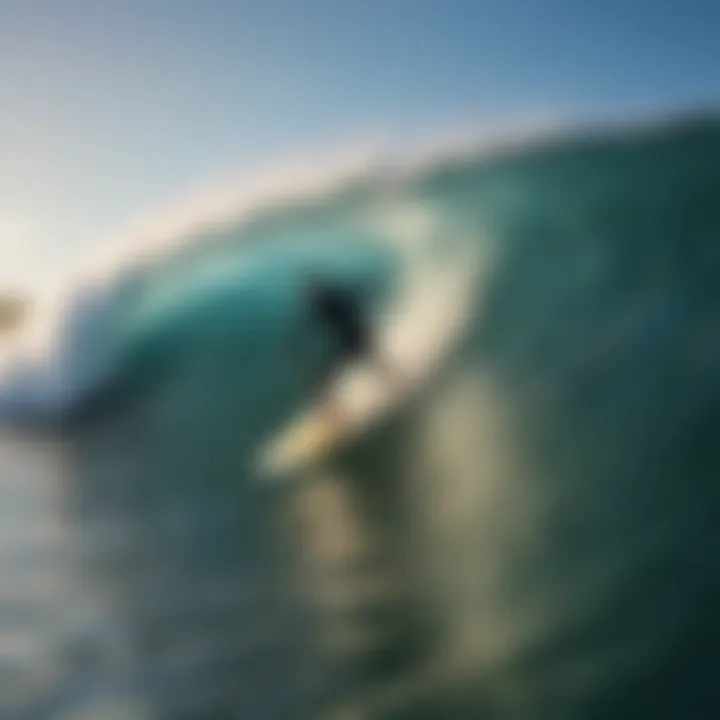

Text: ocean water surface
xmin=1 ymin=115 xmax=720 ymax=718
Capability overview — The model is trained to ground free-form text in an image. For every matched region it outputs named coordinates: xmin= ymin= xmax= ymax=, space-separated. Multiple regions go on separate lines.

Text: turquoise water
xmin=2 ymin=114 xmax=720 ymax=718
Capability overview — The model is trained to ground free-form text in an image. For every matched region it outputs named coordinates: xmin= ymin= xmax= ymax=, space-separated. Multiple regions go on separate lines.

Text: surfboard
xmin=256 ymin=254 xmax=479 ymax=479
xmin=257 ymin=405 xmax=342 ymax=476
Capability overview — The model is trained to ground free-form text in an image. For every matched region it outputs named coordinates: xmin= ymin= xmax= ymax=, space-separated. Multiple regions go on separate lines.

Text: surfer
xmin=300 ymin=274 xmax=397 ymax=416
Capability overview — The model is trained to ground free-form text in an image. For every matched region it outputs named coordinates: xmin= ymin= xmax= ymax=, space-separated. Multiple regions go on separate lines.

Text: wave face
xmin=3 ymin=114 xmax=720 ymax=719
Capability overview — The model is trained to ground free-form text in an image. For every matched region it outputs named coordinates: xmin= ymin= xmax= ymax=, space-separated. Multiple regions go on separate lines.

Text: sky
xmin=0 ymin=0 xmax=718 ymax=293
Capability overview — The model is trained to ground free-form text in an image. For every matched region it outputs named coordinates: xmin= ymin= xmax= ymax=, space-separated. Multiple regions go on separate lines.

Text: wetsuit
xmin=303 ymin=278 xmax=402 ymax=405
xmin=311 ymin=283 xmax=370 ymax=361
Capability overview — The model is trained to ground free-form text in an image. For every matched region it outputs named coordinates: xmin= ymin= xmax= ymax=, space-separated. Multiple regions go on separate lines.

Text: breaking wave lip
xmin=0 ymin=110 xmax=698 ymax=424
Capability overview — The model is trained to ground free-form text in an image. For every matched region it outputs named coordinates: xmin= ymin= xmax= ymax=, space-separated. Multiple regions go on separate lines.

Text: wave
xmin=0 ymin=123 xmax=512 ymax=423
xmin=0 ymin=110 xmax=716 ymax=428
xmin=4 ymin=110 xmax=720 ymax=717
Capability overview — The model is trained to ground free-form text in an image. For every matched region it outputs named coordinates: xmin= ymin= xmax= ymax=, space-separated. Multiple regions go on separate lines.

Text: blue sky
xmin=0 ymin=0 xmax=717 ymax=290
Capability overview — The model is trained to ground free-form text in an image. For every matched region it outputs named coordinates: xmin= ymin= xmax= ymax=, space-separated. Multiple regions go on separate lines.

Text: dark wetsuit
xmin=311 ymin=284 xmax=370 ymax=362
xmin=306 ymin=281 xmax=395 ymax=396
